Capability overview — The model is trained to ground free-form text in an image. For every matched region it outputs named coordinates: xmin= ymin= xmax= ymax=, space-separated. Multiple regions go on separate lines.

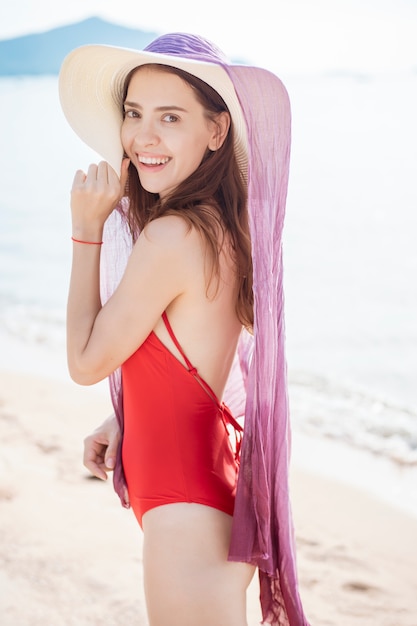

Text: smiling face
xmin=121 ymin=66 xmax=227 ymax=200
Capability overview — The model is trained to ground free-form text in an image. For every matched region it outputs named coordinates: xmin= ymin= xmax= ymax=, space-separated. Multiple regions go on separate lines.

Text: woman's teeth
xmin=139 ymin=156 xmax=170 ymax=165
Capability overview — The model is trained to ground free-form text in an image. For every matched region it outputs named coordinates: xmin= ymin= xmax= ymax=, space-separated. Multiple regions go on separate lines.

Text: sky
xmin=1 ymin=0 xmax=417 ymax=74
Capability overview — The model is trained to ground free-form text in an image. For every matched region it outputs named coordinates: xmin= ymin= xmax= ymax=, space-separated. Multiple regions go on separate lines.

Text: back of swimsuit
xmin=121 ymin=312 xmax=243 ymax=527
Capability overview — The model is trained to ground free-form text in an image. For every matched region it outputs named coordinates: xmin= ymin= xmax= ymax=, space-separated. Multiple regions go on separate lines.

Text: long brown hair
xmin=122 ymin=64 xmax=253 ymax=329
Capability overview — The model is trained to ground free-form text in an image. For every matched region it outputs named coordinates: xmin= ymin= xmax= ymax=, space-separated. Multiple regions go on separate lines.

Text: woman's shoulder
xmin=140 ymin=214 xmax=206 ymax=252
xmin=130 ymin=215 xmax=205 ymax=274
xmin=143 ymin=214 xmax=190 ymax=240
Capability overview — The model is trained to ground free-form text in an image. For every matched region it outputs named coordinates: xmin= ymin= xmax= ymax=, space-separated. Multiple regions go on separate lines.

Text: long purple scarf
xmin=100 ymin=56 xmax=310 ymax=626
xmin=225 ymin=65 xmax=309 ymax=625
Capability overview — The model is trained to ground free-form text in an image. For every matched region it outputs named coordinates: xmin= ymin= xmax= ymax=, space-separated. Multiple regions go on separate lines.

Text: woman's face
xmin=121 ymin=67 xmax=222 ymax=199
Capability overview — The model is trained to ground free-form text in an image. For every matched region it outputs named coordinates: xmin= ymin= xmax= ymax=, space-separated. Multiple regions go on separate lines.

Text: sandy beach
xmin=1 ymin=367 xmax=416 ymax=626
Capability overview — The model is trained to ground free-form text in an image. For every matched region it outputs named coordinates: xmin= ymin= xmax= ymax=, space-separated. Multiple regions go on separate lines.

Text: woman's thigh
xmin=142 ymin=503 xmax=255 ymax=626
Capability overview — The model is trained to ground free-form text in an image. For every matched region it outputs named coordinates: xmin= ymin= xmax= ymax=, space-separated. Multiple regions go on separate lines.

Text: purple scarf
xmin=99 ymin=35 xmax=310 ymax=626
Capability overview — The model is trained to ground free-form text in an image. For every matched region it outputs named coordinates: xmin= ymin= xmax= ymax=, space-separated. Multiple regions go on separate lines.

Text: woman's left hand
xmin=71 ymin=158 xmax=130 ymax=237
xmin=83 ymin=414 xmax=121 ymax=480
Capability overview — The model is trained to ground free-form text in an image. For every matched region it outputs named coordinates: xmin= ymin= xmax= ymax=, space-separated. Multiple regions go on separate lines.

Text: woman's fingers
xmin=97 ymin=160 xmax=110 ymax=184
xmin=103 ymin=420 xmax=121 ymax=470
xmin=87 ymin=162 xmax=99 ymax=180
xmin=119 ymin=157 xmax=131 ymax=195
xmin=83 ymin=415 xmax=121 ymax=480
xmin=72 ymin=160 xmax=129 ymax=197
xmin=72 ymin=168 xmax=87 ymax=186
xmin=70 ymin=161 xmax=124 ymax=227
xmin=83 ymin=432 xmax=111 ymax=480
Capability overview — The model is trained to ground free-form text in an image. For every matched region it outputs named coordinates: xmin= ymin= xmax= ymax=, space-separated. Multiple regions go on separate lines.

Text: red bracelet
xmin=71 ymin=236 xmax=103 ymax=245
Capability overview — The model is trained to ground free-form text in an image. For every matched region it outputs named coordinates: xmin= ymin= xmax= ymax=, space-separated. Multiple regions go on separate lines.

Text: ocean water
xmin=1 ymin=74 xmax=416 ymax=512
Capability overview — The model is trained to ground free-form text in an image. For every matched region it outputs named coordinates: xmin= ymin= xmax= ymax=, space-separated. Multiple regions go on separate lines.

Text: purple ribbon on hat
xmin=144 ymin=32 xmax=229 ymax=64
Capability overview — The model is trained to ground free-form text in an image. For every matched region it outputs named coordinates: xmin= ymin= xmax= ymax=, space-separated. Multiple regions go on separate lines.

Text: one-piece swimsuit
xmin=121 ymin=312 xmax=243 ymax=528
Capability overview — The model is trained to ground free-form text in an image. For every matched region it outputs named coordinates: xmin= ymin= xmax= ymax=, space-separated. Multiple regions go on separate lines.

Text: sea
xmin=1 ymin=71 xmax=416 ymax=516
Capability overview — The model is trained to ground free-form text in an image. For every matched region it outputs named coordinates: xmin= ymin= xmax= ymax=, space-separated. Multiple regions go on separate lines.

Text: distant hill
xmin=0 ymin=17 xmax=158 ymax=76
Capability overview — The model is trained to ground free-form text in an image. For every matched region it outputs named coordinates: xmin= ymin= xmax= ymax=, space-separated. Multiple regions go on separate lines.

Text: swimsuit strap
xmin=161 ymin=312 xmax=243 ymax=454
xmin=161 ymin=311 xmax=218 ymax=402
xmin=161 ymin=311 xmax=194 ymax=371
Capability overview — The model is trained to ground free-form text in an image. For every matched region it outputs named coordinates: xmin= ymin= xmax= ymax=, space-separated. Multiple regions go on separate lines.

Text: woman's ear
xmin=208 ymin=112 xmax=230 ymax=151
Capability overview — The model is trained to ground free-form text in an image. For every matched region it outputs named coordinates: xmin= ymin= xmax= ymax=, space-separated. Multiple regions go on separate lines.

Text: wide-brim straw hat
xmin=59 ymin=33 xmax=248 ymax=175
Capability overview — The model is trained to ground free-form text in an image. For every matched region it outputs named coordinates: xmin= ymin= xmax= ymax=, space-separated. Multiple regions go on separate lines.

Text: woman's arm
xmin=67 ymin=161 xmax=196 ymax=385
xmin=67 ymin=160 xmax=129 ymax=382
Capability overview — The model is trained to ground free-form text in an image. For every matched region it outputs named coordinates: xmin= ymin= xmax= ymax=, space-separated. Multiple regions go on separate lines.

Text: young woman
xmin=59 ymin=33 xmax=310 ymax=626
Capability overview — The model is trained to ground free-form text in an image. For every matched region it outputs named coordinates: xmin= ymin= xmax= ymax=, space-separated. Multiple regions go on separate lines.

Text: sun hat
xmin=59 ymin=33 xmax=247 ymax=176
xmin=59 ymin=33 xmax=309 ymax=626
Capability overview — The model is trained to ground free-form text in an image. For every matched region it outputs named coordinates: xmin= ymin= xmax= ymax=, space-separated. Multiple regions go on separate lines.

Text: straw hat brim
xmin=59 ymin=44 xmax=248 ymax=176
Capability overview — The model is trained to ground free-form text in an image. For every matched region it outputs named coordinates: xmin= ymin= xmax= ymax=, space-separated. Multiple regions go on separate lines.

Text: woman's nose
xmin=135 ymin=120 xmax=159 ymax=147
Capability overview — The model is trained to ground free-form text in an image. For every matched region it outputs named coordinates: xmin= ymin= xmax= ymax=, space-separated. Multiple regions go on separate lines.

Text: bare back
xmin=152 ymin=216 xmax=242 ymax=400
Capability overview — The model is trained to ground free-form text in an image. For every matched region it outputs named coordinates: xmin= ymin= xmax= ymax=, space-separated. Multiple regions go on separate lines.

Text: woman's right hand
xmin=83 ymin=414 xmax=121 ymax=480
xmin=71 ymin=158 xmax=130 ymax=238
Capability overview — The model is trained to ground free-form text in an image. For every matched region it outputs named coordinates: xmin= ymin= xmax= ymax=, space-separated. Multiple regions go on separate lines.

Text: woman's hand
xmin=83 ymin=414 xmax=121 ymax=481
xmin=71 ymin=158 xmax=130 ymax=238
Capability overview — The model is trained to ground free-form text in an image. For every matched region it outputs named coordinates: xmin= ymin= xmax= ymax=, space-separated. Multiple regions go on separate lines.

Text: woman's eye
xmin=124 ymin=109 xmax=140 ymax=119
xmin=163 ymin=114 xmax=179 ymax=123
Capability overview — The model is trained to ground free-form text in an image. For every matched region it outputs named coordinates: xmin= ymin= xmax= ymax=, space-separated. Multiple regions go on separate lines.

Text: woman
xmin=59 ymin=33 xmax=310 ymax=626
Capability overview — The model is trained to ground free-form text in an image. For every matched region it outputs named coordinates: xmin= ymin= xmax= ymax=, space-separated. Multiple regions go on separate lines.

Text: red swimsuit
xmin=121 ymin=312 xmax=242 ymax=527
